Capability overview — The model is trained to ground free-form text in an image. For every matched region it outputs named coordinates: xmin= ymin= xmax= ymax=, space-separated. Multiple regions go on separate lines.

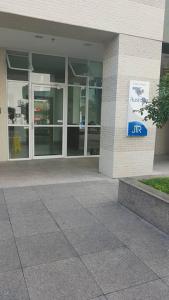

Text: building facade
xmin=0 ymin=0 xmax=168 ymax=177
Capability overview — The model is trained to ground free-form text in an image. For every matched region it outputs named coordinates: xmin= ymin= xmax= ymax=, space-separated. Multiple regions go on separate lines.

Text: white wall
xmin=164 ymin=0 xmax=169 ymax=42
xmin=100 ymin=34 xmax=162 ymax=177
xmin=0 ymin=28 xmax=104 ymax=61
xmin=0 ymin=0 xmax=165 ymax=41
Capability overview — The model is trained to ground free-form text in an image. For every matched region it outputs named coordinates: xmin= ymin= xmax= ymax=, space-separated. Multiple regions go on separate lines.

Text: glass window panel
xmin=88 ymin=88 xmax=102 ymax=125
xmin=89 ymin=61 xmax=103 ymax=87
xmin=9 ymin=126 xmax=29 ymax=159
xmin=67 ymin=127 xmax=84 ymax=156
xmin=87 ymin=127 xmax=100 ymax=155
xmin=7 ymin=51 xmax=29 ymax=70
xmin=34 ymin=87 xmax=63 ymax=125
xmin=7 ymin=67 xmax=28 ymax=81
xmin=32 ymin=54 xmax=65 ymax=83
xmin=34 ymin=127 xmax=62 ymax=156
xmin=68 ymin=58 xmax=103 ymax=87
xmin=68 ymin=58 xmax=87 ymax=86
xmin=8 ymin=81 xmax=29 ymax=125
xmin=68 ymin=86 xmax=86 ymax=125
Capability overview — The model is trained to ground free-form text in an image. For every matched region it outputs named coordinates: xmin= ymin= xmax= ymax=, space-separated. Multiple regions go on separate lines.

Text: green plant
xmin=141 ymin=177 xmax=169 ymax=194
xmin=140 ymin=72 xmax=169 ymax=128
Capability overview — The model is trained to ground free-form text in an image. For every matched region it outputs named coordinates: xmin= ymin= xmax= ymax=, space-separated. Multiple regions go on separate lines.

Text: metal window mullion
xmin=84 ymin=78 xmax=89 ymax=156
xmin=67 ymin=125 xmax=81 ymax=127
xmin=63 ymin=56 xmax=68 ymax=157
xmin=28 ymin=52 xmax=33 ymax=159
xmin=88 ymin=125 xmax=101 ymax=127
xmin=30 ymin=81 xmax=66 ymax=87
xmin=33 ymin=125 xmax=63 ymax=127
xmin=68 ymin=83 xmax=102 ymax=89
xmin=8 ymin=124 xmax=30 ymax=127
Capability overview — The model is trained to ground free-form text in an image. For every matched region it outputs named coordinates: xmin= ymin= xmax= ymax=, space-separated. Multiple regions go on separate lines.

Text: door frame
xmin=7 ymin=51 xmax=102 ymax=161
xmin=30 ymin=83 xmax=67 ymax=159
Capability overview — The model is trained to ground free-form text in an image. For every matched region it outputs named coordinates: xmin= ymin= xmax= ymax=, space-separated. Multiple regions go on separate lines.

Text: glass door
xmin=32 ymin=85 xmax=64 ymax=158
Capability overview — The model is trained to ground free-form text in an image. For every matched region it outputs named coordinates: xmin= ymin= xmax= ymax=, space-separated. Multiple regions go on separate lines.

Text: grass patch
xmin=141 ymin=177 xmax=169 ymax=194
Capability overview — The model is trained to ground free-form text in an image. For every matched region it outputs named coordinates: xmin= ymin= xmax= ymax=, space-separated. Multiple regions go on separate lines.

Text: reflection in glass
xmin=68 ymin=58 xmax=88 ymax=86
xmin=8 ymin=82 xmax=29 ymax=125
xmin=67 ymin=127 xmax=84 ymax=156
xmin=89 ymin=61 xmax=103 ymax=87
xmin=88 ymin=89 xmax=102 ymax=125
xmin=32 ymin=54 xmax=65 ymax=84
xmin=68 ymin=87 xmax=86 ymax=126
xmin=34 ymin=127 xmax=62 ymax=156
xmin=9 ymin=127 xmax=29 ymax=158
xmin=34 ymin=87 xmax=63 ymax=125
xmin=68 ymin=58 xmax=103 ymax=87
xmin=7 ymin=67 xmax=28 ymax=81
xmin=87 ymin=127 xmax=100 ymax=155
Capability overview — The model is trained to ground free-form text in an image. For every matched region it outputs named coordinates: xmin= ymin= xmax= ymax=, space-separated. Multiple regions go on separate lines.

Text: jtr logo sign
xmin=128 ymin=121 xmax=147 ymax=137
xmin=132 ymin=125 xmax=142 ymax=134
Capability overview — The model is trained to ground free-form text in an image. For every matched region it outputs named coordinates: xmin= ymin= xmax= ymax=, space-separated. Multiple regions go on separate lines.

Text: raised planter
xmin=118 ymin=178 xmax=169 ymax=234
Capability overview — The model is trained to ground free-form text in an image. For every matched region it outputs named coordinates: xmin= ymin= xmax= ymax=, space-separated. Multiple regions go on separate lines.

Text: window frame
xmin=6 ymin=51 xmax=32 ymax=72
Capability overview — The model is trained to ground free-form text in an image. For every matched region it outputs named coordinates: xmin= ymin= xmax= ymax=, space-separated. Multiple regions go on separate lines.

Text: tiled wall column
xmin=0 ymin=48 xmax=8 ymax=161
xmin=99 ymin=34 xmax=162 ymax=178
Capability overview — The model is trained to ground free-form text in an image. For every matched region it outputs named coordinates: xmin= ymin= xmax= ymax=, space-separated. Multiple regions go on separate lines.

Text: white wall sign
xmin=127 ymin=80 xmax=150 ymax=137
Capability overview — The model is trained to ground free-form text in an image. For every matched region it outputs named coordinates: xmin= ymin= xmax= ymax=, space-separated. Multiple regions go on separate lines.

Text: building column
xmin=0 ymin=49 xmax=8 ymax=161
xmin=99 ymin=34 xmax=162 ymax=178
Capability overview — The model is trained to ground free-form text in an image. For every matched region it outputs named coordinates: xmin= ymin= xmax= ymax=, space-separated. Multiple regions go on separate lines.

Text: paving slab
xmin=24 ymin=257 xmax=102 ymax=300
xmin=16 ymin=231 xmax=77 ymax=267
xmin=10 ymin=212 xmax=60 ymax=238
xmin=106 ymin=280 xmax=169 ymax=300
xmin=88 ymin=202 xmax=163 ymax=246
xmin=4 ymin=186 xmax=40 ymax=203
xmin=0 ymin=220 xmax=13 ymax=240
xmin=0 ymin=269 xmax=29 ymax=300
xmin=34 ymin=184 xmax=73 ymax=199
xmin=0 ymin=203 xmax=9 ymax=221
xmin=90 ymin=203 xmax=169 ymax=278
xmin=122 ymin=228 xmax=169 ymax=277
xmin=0 ymin=189 xmax=5 ymax=204
xmin=7 ymin=200 xmax=47 ymax=217
xmin=73 ymin=181 xmax=118 ymax=207
xmin=64 ymin=223 xmax=124 ymax=256
xmin=0 ymin=238 xmax=21 ymax=272
xmin=84 ymin=180 xmax=118 ymax=194
xmin=42 ymin=195 xmax=83 ymax=212
xmin=161 ymin=276 xmax=169 ymax=287
xmin=0 ymin=179 xmax=168 ymax=299
xmin=52 ymin=207 xmax=99 ymax=230
xmin=74 ymin=191 xmax=113 ymax=208
xmin=82 ymin=248 xmax=158 ymax=294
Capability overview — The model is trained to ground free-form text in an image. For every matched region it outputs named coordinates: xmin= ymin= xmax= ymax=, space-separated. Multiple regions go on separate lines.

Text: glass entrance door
xmin=32 ymin=85 xmax=64 ymax=158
